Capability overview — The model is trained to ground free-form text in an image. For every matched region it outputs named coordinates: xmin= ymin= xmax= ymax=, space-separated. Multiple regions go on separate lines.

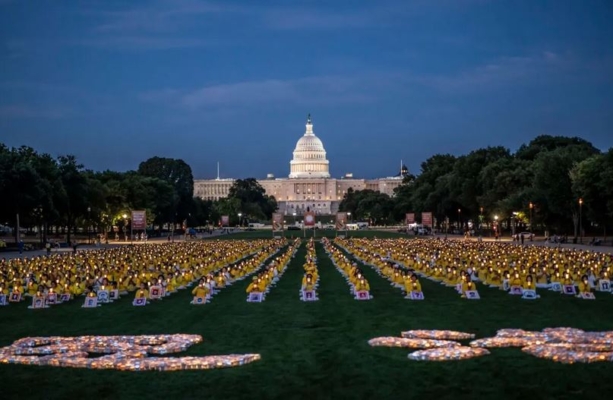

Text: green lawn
xmin=1 ymin=239 xmax=613 ymax=400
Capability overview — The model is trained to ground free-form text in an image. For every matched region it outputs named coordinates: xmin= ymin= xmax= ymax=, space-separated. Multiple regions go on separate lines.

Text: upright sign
xmin=221 ymin=215 xmax=230 ymax=227
xmin=131 ymin=210 xmax=147 ymax=230
xmin=421 ymin=212 xmax=433 ymax=228
xmin=335 ymin=212 xmax=347 ymax=230
xmin=304 ymin=211 xmax=316 ymax=227
xmin=405 ymin=213 xmax=415 ymax=225
xmin=272 ymin=213 xmax=284 ymax=231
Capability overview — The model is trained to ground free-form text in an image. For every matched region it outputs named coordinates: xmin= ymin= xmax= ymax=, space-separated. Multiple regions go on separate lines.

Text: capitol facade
xmin=193 ymin=115 xmax=409 ymax=215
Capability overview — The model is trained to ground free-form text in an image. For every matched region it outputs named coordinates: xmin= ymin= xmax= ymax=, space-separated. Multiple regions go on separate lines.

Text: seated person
xmin=577 ymin=274 xmax=593 ymax=297
xmin=404 ymin=274 xmax=422 ymax=296
xmin=134 ymin=283 xmax=149 ymax=300
xmin=191 ymin=279 xmax=209 ymax=302
xmin=246 ymin=277 xmax=262 ymax=293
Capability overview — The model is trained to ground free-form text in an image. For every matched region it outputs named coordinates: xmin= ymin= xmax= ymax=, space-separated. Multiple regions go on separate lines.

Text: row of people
xmin=245 ymin=239 xmax=300 ymax=302
xmin=336 ymin=239 xmax=424 ymax=299
xmin=300 ymin=239 xmax=319 ymax=301
xmin=322 ymin=238 xmax=372 ymax=300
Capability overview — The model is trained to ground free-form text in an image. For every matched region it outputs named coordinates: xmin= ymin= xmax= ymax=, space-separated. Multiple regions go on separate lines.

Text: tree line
xmin=339 ymin=135 xmax=613 ymax=237
xmin=0 ymin=145 xmax=275 ymax=244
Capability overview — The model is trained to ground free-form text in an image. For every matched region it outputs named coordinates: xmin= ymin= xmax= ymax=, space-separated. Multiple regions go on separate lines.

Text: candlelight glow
xmin=408 ymin=347 xmax=490 ymax=361
xmin=368 ymin=337 xmax=461 ymax=349
xmin=0 ymin=334 xmax=260 ymax=371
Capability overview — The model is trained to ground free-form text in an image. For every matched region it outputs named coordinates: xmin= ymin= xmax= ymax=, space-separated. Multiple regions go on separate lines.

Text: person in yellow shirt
xmin=191 ymin=279 xmax=209 ymax=304
xmin=404 ymin=274 xmax=422 ymax=298
xmin=302 ymin=274 xmax=317 ymax=291
xmin=577 ymin=275 xmax=592 ymax=297
xmin=523 ymin=275 xmax=536 ymax=291
xmin=134 ymin=283 xmax=149 ymax=299
xmin=246 ymin=277 xmax=262 ymax=293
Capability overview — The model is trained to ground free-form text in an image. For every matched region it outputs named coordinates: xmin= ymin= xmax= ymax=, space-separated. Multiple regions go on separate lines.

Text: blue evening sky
xmin=1 ymin=0 xmax=612 ymax=179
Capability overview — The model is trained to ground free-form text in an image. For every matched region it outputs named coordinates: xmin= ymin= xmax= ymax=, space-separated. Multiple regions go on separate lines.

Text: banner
xmin=221 ymin=215 xmax=229 ymax=227
xmin=421 ymin=212 xmax=433 ymax=228
xmin=304 ymin=211 xmax=316 ymax=227
xmin=335 ymin=212 xmax=347 ymax=230
xmin=272 ymin=213 xmax=284 ymax=231
xmin=405 ymin=213 xmax=415 ymax=225
xmin=131 ymin=210 xmax=147 ymax=230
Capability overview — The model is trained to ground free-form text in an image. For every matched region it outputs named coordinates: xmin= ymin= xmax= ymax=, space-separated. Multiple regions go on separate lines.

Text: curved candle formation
xmin=470 ymin=327 xmax=613 ymax=364
xmin=0 ymin=334 xmax=261 ymax=371
xmin=401 ymin=330 xmax=475 ymax=340
xmin=368 ymin=337 xmax=460 ymax=349
xmin=408 ymin=347 xmax=490 ymax=361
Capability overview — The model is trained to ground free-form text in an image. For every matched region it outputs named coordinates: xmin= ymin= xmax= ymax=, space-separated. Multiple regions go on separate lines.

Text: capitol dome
xmin=289 ymin=115 xmax=330 ymax=178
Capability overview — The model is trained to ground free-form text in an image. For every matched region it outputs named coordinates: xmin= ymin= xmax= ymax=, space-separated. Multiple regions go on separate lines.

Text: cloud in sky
xmin=411 ymin=52 xmax=571 ymax=93
xmin=140 ymin=74 xmax=389 ymax=111
xmin=72 ymin=36 xmax=211 ymax=50
xmin=90 ymin=0 xmax=235 ymax=33
xmin=0 ymin=105 xmax=72 ymax=119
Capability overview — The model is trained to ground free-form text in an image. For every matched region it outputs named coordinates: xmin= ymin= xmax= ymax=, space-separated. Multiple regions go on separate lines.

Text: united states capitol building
xmin=194 ymin=115 xmax=409 ymax=215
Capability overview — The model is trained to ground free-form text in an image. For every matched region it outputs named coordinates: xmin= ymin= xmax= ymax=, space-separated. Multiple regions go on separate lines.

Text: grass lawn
xmin=1 ymin=238 xmax=613 ymax=400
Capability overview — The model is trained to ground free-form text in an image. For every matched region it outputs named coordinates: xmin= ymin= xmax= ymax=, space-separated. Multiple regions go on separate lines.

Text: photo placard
xmin=355 ymin=290 xmax=370 ymax=300
xmin=563 ymin=285 xmax=576 ymax=295
xmin=247 ymin=292 xmax=263 ymax=303
xmin=410 ymin=291 xmax=424 ymax=300
xmin=521 ymin=290 xmax=537 ymax=300
xmin=46 ymin=293 xmax=57 ymax=305
xmin=149 ymin=286 xmax=162 ymax=300
xmin=597 ymin=279 xmax=611 ymax=292
xmin=509 ymin=286 xmax=523 ymax=295
xmin=132 ymin=298 xmax=147 ymax=306
xmin=31 ymin=296 xmax=45 ymax=309
xmin=82 ymin=297 xmax=98 ymax=308
xmin=97 ymin=290 xmax=110 ymax=303
xmin=301 ymin=290 xmax=317 ymax=301
xmin=465 ymin=290 xmax=480 ymax=300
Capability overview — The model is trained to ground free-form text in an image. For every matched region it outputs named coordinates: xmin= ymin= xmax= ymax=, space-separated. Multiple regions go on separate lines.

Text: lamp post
xmin=579 ymin=198 xmax=583 ymax=244
xmin=494 ymin=215 xmax=499 ymax=239
xmin=122 ymin=213 xmax=130 ymax=243
xmin=458 ymin=208 xmax=461 ymax=233
xmin=87 ymin=207 xmax=91 ymax=244
xmin=348 ymin=212 xmax=352 ymax=222
xmin=479 ymin=207 xmax=483 ymax=236
xmin=238 ymin=212 xmax=242 ymax=229
xmin=529 ymin=202 xmax=533 ymax=235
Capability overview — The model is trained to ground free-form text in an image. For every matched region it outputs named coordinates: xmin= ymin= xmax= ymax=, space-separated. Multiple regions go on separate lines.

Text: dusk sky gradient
xmin=1 ymin=0 xmax=612 ymax=179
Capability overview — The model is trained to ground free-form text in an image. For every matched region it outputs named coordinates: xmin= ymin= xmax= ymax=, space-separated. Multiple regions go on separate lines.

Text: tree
xmin=138 ymin=157 xmax=194 ymax=222
xmin=0 ymin=146 xmax=47 ymax=242
xmin=56 ymin=155 xmax=90 ymax=244
xmin=227 ymin=178 xmax=278 ymax=221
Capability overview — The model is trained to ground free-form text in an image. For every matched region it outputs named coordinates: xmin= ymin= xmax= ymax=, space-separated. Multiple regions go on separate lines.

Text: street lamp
xmin=479 ymin=207 xmax=484 ymax=236
xmin=579 ymin=198 xmax=583 ymax=244
xmin=87 ymin=207 xmax=91 ymax=244
xmin=458 ymin=208 xmax=461 ymax=232
xmin=529 ymin=202 xmax=533 ymax=235
xmin=122 ymin=214 xmax=128 ymax=242
xmin=348 ymin=212 xmax=352 ymax=222
xmin=238 ymin=213 xmax=242 ymax=228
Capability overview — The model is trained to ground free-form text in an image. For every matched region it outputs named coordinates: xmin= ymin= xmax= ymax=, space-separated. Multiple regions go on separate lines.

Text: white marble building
xmin=194 ymin=115 xmax=409 ymax=215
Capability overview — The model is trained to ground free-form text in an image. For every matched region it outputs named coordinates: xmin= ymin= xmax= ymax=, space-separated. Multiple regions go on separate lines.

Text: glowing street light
xmin=579 ymin=198 xmax=583 ymax=244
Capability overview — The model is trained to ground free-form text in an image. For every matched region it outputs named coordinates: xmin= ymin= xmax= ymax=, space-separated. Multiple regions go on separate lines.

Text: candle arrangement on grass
xmin=470 ymin=328 xmax=613 ymax=364
xmin=0 ymin=334 xmax=261 ymax=371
